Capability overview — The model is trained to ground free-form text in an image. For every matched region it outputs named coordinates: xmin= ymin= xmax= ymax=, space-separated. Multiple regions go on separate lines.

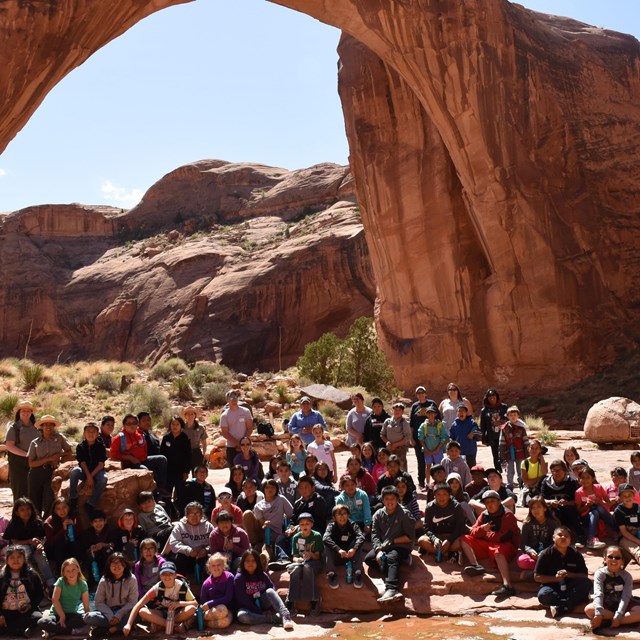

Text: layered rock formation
xmin=0 ymin=161 xmax=375 ymax=369
xmin=2 ymin=0 xmax=640 ymax=392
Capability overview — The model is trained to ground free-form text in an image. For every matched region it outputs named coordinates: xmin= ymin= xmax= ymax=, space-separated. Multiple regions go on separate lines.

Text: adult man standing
xmin=409 ymin=386 xmax=441 ymax=489
xmin=110 ymin=414 xmax=167 ymax=491
xmin=288 ymin=397 xmax=326 ymax=447
xmin=220 ymin=390 xmax=253 ymax=468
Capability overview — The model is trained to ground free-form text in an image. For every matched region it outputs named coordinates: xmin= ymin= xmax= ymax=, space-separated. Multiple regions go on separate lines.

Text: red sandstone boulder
xmin=584 ymin=397 xmax=640 ymax=444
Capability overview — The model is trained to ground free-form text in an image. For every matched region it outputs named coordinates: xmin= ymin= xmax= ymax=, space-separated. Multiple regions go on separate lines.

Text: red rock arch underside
xmin=2 ymin=0 xmax=640 ymax=391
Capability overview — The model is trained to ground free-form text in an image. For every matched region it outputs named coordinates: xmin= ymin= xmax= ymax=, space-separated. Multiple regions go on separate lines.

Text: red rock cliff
xmin=2 ymin=0 xmax=640 ymax=391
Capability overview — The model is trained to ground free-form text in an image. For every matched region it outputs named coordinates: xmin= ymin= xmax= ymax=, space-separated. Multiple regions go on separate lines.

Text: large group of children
xmin=2 ymin=385 xmax=640 ymax=636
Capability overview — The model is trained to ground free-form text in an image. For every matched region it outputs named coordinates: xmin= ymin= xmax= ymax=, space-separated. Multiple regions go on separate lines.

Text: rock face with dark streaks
xmin=2 ymin=0 xmax=640 ymax=391
xmin=0 ymin=161 xmax=375 ymax=370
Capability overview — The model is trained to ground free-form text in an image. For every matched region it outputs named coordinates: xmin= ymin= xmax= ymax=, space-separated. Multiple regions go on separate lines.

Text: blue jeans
xmin=537 ymin=578 xmax=591 ymax=611
xmin=583 ymin=505 xmax=617 ymax=539
xmin=84 ymin=610 xmax=127 ymax=630
xmin=69 ymin=467 xmax=107 ymax=507
xmin=505 ymin=459 xmax=522 ymax=490
xmin=236 ymin=588 xmax=288 ymax=624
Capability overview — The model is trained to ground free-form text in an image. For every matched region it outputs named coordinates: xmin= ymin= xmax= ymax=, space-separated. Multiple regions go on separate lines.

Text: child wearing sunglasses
xmin=585 ymin=545 xmax=640 ymax=633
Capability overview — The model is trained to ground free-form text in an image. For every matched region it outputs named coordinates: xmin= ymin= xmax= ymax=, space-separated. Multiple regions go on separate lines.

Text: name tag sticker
xmin=356 ymin=500 xmax=362 ymax=506
xmin=152 ymin=567 xmax=158 ymax=573
xmin=341 ymin=535 xmax=349 ymax=542
xmin=631 ymin=517 xmax=638 ymax=523
xmin=308 ymin=502 xmax=314 ymax=507
xmin=232 ymin=537 xmax=240 ymax=543
xmin=615 ymin=585 xmax=624 ymax=591
xmin=297 ymin=539 xmax=306 ymax=550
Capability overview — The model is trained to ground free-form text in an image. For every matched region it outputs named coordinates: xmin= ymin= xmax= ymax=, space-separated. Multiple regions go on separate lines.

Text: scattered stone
xmin=300 ymin=384 xmax=352 ymax=410
xmin=584 ymin=397 xmax=640 ymax=444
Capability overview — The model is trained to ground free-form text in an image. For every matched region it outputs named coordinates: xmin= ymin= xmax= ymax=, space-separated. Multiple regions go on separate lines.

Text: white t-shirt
xmin=220 ymin=406 xmax=253 ymax=445
xmin=307 ymin=439 xmax=335 ymax=472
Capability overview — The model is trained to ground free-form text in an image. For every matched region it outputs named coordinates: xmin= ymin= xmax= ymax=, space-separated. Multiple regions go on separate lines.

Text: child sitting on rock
xmin=461 ymin=490 xmax=519 ymax=599
xmin=419 ymin=483 xmax=466 ymax=562
xmin=136 ymin=491 xmax=172 ymax=550
xmin=323 ymin=504 xmax=365 ymax=590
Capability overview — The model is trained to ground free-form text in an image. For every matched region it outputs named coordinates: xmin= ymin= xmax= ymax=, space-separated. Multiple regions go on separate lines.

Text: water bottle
xmin=559 ymin=580 xmax=567 ymax=592
xmin=196 ymin=605 xmax=204 ymax=631
xmin=195 ymin=562 xmax=201 ymax=584
xmin=254 ymin=592 xmax=261 ymax=611
xmin=91 ymin=552 xmax=100 ymax=583
xmin=509 ymin=444 xmax=516 ymax=462
xmin=165 ymin=609 xmax=175 ymax=635
xmin=538 ymin=541 xmax=544 ymax=553
xmin=635 ymin=529 xmax=640 ymax=539
xmin=265 ymin=527 xmax=272 ymax=546
xmin=379 ymin=552 xmax=387 ymax=566
xmin=66 ymin=523 xmax=75 ymax=542
xmin=346 ymin=560 xmax=353 ymax=584
xmin=435 ymin=547 xmax=442 ymax=563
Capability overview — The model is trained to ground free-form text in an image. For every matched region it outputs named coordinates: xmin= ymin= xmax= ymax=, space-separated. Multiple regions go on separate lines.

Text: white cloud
xmin=0 ymin=169 xmax=7 ymax=177
xmin=101 ymin=180 xmax=143 ymax=206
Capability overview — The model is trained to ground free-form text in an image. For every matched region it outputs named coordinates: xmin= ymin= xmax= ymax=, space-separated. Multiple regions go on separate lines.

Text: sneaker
xmin=285 ymin=600 xmax=297 ymax=616
xmin=309 ymin=598 xmax=321 ymax=616
xmin=71 ymin=626 xmax=90 ymax=636
xmin=462 ymin=564 xmax=486 ymax=576
xmin=327 ymin=572 xmax=339 ymax=589
xmin=377 ymin=589 xmax=402 ymax=603
xmin=282 ymin=613 xmax=294 ymax=631
xmin=549 ymin=605 xmax=565 ymax=619
xmin=491 ymin=585 xmax=516 ymax=598
xmin=271 ymin=613 xmax=283 ymax=626
xmin=587 ymin=538 xmax=606 ymax=550
xmin=353 ymin=570 xmax=363 ymax=589
xmin=268 ymin=559 xmax=290 ymax=571
xmin=24 ymin=629 xmax=42 ymax=639
xmin=89 ymin=629 xmax=109 ymax=639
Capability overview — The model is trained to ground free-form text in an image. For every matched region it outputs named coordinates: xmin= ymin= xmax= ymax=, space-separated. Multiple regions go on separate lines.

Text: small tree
xmin=296 ymin=317 xmax=396 ymax=396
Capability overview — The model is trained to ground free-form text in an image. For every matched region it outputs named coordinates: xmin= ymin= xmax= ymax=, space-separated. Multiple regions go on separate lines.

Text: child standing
xmin=380 ymin=403 xmax=412 ymax=471
xmin=498 ymin=406 xmax=529 ymax=492
xmin=123 ymin=561 xmax=197 ymax=636
xmin=0 ymin=545 xmax=44 ymax=637
xmin=449 ymin=405 xmax=480 ymax=468
xmin=84 ymin=552 xmax=138 ymax=636
xmin=37 ymin=558 xmax=90 ymax=636
xmin=200 ymin=553 xmax=234 ymax=629
xmin=306 ymin=425 xmax=337 ymax=483
xmin=417 ymin=405 xmax=447 ymax=480
xmin=519 ymin=439 xmax=548 ymax=507
xmin=69 ymin=422 xmax=108 ymax=519
xmin=441 ymin=441 xmax=472 ymax=488
xmin=286 ymin=434 xmax=307 ymax=479
xmin=285 ymin=513 xmax=323 ymax=616
xmin=585 ymin=545 xmax=640 ymax=632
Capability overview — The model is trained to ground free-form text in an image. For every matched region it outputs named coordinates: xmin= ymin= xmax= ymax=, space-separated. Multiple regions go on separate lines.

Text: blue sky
xmin=1 ymin=0 xmax=638 ymax=213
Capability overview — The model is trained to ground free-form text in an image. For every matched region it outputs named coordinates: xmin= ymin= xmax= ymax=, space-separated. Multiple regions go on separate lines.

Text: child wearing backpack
xmin=417 ymin=404 xmax=448 ymax=480
xmin=122 ymin=561 xmax=197 ymax=636
xmin=520 ymin=439 xmax=548 ymax=507
xmin=498 ymin=406 xmax=529 ymax=492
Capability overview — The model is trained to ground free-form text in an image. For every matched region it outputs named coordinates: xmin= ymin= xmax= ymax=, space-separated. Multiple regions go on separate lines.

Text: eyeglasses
xmin=607 ymin=555 xmax=622 ymax=560
xmin=124 ymin=421 xmax=138 ymax=426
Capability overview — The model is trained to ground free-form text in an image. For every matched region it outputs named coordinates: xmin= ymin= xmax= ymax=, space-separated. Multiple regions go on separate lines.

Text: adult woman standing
xmin=346 ymin=394 xmax=372 ymax=447
xmin=160 ymin=415 xmax=192 ymax=507
xmin=439 ymin=384 xmax=474 ymax=431
xmin=181 ymin=405 xmax=208 ymax=471
xmin=27 ymin=415 xmax=73 ymax=517
xmin=5 ymin=400 xmax=39 ymax=501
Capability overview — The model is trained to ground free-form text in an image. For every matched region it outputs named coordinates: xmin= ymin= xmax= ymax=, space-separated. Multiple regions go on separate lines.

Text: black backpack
xmin=257 ymin=422 xmax=275 ymax=438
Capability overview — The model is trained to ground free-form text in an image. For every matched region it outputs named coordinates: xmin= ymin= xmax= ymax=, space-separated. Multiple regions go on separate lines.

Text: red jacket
xmin=469 ymin=507 xmax=521 ymax=547
xmin=110 ymin=428 xmax=147 ymax=463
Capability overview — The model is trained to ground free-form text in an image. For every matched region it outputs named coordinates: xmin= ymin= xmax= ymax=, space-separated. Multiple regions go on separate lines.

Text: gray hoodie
xmin=92 ymin=575 xmax=138 ymax=621
xmin=169 ymin=517 xmax=215 ymax=556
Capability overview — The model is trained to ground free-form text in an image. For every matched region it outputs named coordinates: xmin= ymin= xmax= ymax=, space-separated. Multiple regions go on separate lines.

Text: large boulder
xmin=54 ymin=460 xmax=156 ymax=526
xmin=584 ymin=397 xmax=640 ymax=444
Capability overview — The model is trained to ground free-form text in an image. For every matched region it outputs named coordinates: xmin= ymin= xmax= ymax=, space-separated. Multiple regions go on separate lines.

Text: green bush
xmin=187 ymin=362 xmax=233 ymax=390
xmin=250 ymin=389 xmax=265 ymax=404
xmin=202 ymin=383 xmax=228 ymax=408
xmin=92 ymin=372 xmax=120 ymax=393
xmin=21 ymin=364 xmax=44 ymax=390
xmin=149 ymin=357 xmax=189 ymax=381
xmin=319 ymin=401 xmax=343 ymax=420
xmin=0 ymin=394 xmax=19 ymax=419
xmin=127 ymin=384 xmax=170 ymax=419
xmin=273 ymin=383 xmax=294 ymax=405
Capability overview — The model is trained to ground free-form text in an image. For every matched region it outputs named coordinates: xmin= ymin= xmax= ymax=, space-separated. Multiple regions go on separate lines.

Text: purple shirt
xmin=200 ymin=571 xmax=234 ymax=608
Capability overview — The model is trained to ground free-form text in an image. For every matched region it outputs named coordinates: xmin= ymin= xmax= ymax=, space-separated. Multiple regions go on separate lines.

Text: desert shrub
xmin=209 ymin=413 xmax=221 ymax=426
xmin=127 ymin=384 xmax=170 ymax=419
xmin=0 ymin=360 xmax=19 ymax=378
xmin=250 ymin=389 xmax=265 ymax=404
xmin=525 ymin=414 xmax=558 ymax=446
xmin=172 ymin=377 xmax=195 ymax=401
xmin=272 ymin=383 xmax=294 ymax=405
xmin=35 ymin=378 xmax=64 ymax=394
xmin=0 ymin=394 xmax=19 ymax=419
xmin=149 ymin=357 xmax=189 ymax=381
xmin=202 ymin=383 xmax=228 ymax=408
xmin=187 ymin=362 xmax=233 ymax=390
xmin=92 ymin=372 xmax=120 ymax=393
xmin=319 ymin=401 xmax=343 ymax=420
xmin=21 ymin=364 xmax=44 ymax=390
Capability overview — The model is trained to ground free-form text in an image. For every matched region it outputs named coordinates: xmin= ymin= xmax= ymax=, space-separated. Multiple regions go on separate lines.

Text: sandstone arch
xmin=2 ymin=0 xmax=640 ymax=391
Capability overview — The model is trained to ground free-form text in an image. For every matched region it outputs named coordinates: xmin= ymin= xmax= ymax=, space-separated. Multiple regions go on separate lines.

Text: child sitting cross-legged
xmin=517 ymin=496 xmax=559 ymax=580
xmin=461 ymin=490 xmax=519 ymax=598
xmin=199 ymin=553 xmax=234 ymax=629
xmin=122 ymin=561 xmax=197 ymax=636
xmin=84 ymin=552 xmax=138 ymax=637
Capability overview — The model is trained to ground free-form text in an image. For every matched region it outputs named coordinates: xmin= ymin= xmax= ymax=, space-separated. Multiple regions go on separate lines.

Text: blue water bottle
xmin=196 ymin=605 xmax=205 ymax=631
xmin=265 ymin=527 xmax=272 ymax=546
xmin=509 ymin=444 xmax=516 ymax=462
xmin=91 ymin=552 xmax=100 ymax=583
xmin=346 ymin=560 xmax=353 ymax=584
xmin=254 ymin=592 xmax=261 ymax=611
xmin=66 ymin=523 xmax=75 ymax=542
xmin=195 ymin=562 xmax=201 ymax=584
xmin=559 ymin=580 xmax=567 ymax=592
xmin=435 ymin=546 xmax=442 ymax=563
